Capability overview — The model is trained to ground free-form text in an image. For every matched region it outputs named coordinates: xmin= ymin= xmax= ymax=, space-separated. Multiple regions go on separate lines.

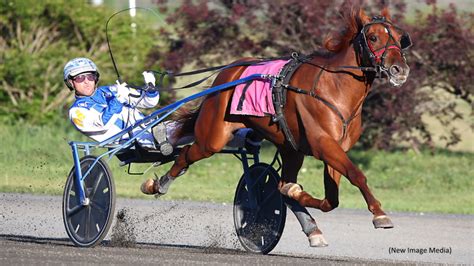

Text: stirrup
xmin=152 ymin=122 xmax=173 ymax=156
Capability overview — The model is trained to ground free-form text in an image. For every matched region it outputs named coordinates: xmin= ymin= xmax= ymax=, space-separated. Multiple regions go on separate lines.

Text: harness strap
xmin=284 ymin=82 xmax=364 ymax=144
xmin=236 ymin=81 xmax=253 ymax=111
xmin=310 ymin=66 xmax=326 ymax=96
xmin=272 ymin=56 xmax=304 ymax=150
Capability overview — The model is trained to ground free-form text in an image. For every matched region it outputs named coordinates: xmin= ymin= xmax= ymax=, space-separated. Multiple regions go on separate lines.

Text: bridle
xmin=354 ymin=16 xmax=412 ymax=78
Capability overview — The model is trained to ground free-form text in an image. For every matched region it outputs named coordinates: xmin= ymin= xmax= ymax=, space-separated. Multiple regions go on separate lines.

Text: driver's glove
xmin=112 ymin=81 xmax=130 ymax=104
xmin=142 ymin=71 xmax=157 ymax=92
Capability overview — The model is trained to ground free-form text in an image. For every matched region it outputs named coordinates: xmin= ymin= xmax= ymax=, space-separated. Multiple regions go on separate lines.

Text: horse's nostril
xmin=389 ymin=65 xmax=401 ymax=76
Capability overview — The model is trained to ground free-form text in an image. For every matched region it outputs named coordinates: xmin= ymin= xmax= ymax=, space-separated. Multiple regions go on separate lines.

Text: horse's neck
xmin=318 ymin=46 xmax=373 ymax=114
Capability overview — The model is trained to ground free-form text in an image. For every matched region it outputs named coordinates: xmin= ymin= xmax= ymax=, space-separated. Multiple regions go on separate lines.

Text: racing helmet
xmin=63 ymin=57 xmax=100 ymax=90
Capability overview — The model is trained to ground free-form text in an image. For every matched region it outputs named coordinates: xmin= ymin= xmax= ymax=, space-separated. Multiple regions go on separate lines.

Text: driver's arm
xmin=111 ymin=71 xmax=160 ymax=108
xmin=69 ymin=97 xmax=123 ymax=139
xmin=116 ymin=86 xmax=159 ymax=108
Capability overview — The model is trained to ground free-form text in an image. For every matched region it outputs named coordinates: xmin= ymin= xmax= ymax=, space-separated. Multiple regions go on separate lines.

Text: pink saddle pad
xmin=230 ymin=60 xmax=289 ymax=116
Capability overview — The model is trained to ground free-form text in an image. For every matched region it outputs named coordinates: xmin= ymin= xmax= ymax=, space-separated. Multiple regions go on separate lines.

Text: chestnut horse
xmin=148 ymin=7 xmax=411 ymax=246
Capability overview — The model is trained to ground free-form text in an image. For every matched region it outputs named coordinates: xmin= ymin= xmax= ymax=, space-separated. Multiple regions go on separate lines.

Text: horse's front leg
xmin=318 ymin=136 xmax=393 ymax=228
xmin=319 ymin=164 xmax=342 ymax=211
xmin=278 ymin=149 xmax=328 ymax=247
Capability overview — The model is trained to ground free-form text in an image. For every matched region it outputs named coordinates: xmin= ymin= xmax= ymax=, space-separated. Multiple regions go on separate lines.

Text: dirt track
xmin=0 ymin=236 xmax=380 ymax=265
xmin=1 ymin=193 xmax=472 ymax=264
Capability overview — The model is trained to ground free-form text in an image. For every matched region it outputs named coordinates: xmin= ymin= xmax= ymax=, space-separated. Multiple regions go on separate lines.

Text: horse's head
xmin=355 ymin=9 xmax=412 ymax=86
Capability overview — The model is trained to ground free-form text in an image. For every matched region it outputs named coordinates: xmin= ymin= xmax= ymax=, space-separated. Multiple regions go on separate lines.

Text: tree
xmin=151 ymin=0 xmax=473 ymax=150
xmin=1 ymin=1 xmax=103 ymax=123
xmin=0 ymin=1 xmax=169 ymax=124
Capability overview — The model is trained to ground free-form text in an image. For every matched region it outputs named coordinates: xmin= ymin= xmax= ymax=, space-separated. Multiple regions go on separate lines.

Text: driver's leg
xmin=152 ymin=122 xmax=173 ymax=155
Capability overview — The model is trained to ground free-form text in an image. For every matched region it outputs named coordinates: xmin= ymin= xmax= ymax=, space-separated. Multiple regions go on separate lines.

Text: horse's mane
xmin=323 ymin=8 xmax=366 ymax=53
xmin=324 ymin=7 xmax=390 ymax=53
xmin=322 ymin=7 xmax=392 ymax=53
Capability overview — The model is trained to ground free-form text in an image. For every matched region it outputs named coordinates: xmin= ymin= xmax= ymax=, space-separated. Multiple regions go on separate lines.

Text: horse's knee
xmin=320 ymin=198 xmax=339 ymax=212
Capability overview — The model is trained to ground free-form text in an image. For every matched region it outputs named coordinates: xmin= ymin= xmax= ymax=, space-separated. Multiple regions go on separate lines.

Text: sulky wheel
xmin=233 ymin=163 xmax=286 ymax=254
xmin=62 ymin=155 xmax=115 ymax=247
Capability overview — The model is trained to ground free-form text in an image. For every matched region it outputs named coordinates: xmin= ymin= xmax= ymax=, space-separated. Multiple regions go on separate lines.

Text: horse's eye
xmin=369 ymin=35 xmax=377 ymax=42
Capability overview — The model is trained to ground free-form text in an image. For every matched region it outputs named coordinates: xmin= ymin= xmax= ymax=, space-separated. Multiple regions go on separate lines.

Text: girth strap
xmin=272 ymin=56 xmax=304 ymax=150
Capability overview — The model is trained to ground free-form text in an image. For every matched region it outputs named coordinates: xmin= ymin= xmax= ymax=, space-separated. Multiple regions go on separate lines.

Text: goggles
xmin=72 ymin=73 xmax=97 ymax=83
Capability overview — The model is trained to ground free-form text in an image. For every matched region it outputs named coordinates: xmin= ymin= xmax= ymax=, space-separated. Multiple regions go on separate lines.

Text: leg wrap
xmin=285 ymin=197 xmax=318 ymax=236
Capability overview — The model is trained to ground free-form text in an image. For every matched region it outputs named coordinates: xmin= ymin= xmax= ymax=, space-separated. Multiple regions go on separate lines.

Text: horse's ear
xmin=358 ymin=8 xmax=371 ymax=25
xmin=381 ymin=7 xmax=392 ymax=21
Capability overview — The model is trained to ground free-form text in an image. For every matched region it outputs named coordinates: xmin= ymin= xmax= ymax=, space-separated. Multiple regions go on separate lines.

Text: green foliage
xmin=0 ymin=1 xmax=171 ymax=124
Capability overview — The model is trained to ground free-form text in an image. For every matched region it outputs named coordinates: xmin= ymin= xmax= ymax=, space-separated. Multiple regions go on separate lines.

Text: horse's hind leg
xmin=141 ymin=129 xmax=233 ymax=196
xmin=279 ymin=150 xmax=328 ymax=247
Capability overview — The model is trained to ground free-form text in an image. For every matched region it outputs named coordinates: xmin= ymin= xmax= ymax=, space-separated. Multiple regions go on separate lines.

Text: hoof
xmin=308 ymin=232 xmax=328 ymax=247
xmin=279 ymin=183 xmax=303 ymax=198
xmin=140 ymin=178 xmax=158 ymax=195
xmin=373 ymin=215 xmax=394 ymax=229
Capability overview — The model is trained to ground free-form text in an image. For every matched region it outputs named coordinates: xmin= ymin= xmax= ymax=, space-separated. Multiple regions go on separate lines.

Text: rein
xmin=149 ymin=56 xmax=291 ymax=92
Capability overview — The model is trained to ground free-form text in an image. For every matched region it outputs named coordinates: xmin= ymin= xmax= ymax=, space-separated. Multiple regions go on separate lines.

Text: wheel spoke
xmin=67 ymin=204 xmax=84 ymax=218
xmin=89 ymin=171 xmax=104 ymax=200
xmin=247 ymin=169 xmax=270 ymax=191
xmin=254 ymin=188 xmax=278 ymax=213
xmin=91 ymin=201 xmax=108 ymax=215
xmin=84 ymin=206 xmax=91 ymax=240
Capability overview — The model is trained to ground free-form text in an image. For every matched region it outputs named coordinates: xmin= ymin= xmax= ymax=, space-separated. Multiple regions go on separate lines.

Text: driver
xmin=63 ymin=57 xmax=174 ymax=155
xmin=63 ymin=57 xmax=259 ymax=197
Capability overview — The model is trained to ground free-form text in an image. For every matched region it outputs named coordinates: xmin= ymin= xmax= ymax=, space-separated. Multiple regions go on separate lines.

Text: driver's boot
xmin=152 ymin=122 xmax=173 ymax=156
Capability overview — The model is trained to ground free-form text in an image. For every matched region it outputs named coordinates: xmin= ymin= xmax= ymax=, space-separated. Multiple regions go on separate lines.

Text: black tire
xmin=62 ymin=155 xmax=116 ymax=247
xmin=233 ymin=163 xmax=286 ymax=254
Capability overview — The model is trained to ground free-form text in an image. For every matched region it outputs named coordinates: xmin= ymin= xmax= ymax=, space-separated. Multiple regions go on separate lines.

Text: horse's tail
xmin=172 ymin=103 xmax=201 ymax=139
